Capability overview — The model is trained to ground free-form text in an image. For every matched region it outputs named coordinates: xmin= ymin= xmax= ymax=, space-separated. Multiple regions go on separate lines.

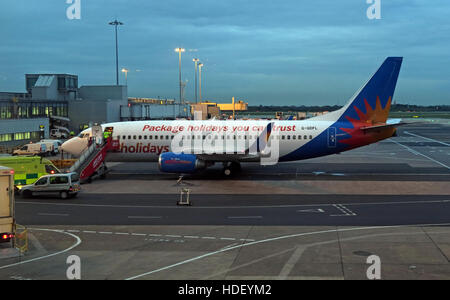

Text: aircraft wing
xmin=176 ymin=122 xmax=274 ymax=162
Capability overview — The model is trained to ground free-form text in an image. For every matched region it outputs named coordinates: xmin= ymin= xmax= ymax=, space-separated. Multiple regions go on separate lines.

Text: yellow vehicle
xmin=0 ymin=156 xmax=60 ymax=189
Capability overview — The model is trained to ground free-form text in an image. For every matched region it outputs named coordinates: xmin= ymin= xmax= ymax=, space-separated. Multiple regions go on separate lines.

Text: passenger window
xmin=160 ymin=135 xmax=164 ymax=140
xmin=122 ymin=135 xmax=126 ymax=140
xmin=155 ymin=136 xmax=158 ymax=140
xmin=287 ymin=135 xmax=291 ymax=140
xmin=144 ymin=136 xmax=147 ymax=140
xmin=50 ymin=176 xmax=68 ymax=184
xmin=293 ymin=135 xmax=296 ymax=140
xmin=138 ymin=135 xmax=142 ymax=140
xmin=133 ymin=135 xmax=137 ymax=140
xmin=128 ymin=135 xmax=131 ymax=139
xmin=166 ymin=136 xmax=169 ymax=140
xmin=309 ymin=135 xmax=313 ymax=139
xmin=298 ymin=135 xmax=302 ymax=140
xmin=35 ymin=177 xmax=48 ymax=186
xmin=282 ymin=136 xmax=285 ymax=140
xmin=149 ymin=135 xmax=152 ymax=140
xmin=304 ymin=135 xmax=307 ymax=140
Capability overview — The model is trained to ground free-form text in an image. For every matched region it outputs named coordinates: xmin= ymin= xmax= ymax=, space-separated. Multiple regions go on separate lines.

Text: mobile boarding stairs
xmin=69 ymin=137 xmax=120 ymax=183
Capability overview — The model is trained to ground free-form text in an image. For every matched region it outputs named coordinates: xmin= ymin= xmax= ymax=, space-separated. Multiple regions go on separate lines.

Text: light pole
xmin=192 ymin=58 xmax=199 ymax=103
xmin=109 ymin=19 xmax=124 ymax=86
xmin=174 ymin=48 xmax=185 ymax=104
xmin=198 ymin=63 xmax=204 ymax=103
xmin=121 ymin=68 xmax=129 ymax=85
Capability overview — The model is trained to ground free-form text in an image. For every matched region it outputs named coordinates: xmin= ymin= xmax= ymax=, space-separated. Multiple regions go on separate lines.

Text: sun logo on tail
xmin=339 ymin=96 xmax=392 ymax=147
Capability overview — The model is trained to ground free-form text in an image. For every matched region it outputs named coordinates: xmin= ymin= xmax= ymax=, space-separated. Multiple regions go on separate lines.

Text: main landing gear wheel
xmin=223 ymin=162 xmax=241 ymax=176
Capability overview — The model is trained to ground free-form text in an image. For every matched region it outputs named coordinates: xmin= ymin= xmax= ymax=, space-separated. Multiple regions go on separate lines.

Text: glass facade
xmin=0 ymin=131 xmax=40 ymax=142
xmin=0 ymin=100 xmax=68 ymax=119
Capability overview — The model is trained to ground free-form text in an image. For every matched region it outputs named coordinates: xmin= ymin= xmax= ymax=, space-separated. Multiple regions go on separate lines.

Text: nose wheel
xmin=223 ymin=162 xmax=241 ymax=176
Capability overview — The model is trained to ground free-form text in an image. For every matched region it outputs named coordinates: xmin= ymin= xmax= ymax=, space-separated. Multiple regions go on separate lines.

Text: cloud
xmin=0 ymin=0 xmax=449 ymax=105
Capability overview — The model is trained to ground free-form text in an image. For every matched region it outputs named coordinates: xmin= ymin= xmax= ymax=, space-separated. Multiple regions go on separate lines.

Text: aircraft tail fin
xmin=334 ymin=57 xmax=403 ymax=125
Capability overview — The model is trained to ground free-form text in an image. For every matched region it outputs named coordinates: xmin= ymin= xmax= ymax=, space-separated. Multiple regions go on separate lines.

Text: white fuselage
xmin=62 ymin=119 xmax=335 ymax=163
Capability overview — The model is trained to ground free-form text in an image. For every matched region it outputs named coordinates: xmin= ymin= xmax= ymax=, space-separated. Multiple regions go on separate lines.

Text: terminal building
xmin=0 ymin=73 xmax=191 ymax=151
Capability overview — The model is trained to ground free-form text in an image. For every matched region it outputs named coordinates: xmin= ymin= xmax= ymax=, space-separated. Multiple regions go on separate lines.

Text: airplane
xmin=61 ymin=57 xmax=404 ymax=176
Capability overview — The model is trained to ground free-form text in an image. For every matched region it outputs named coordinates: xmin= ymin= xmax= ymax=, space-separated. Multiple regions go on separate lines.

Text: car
xmin=50 ymin=129 xmax=69 ymax=139
xmin=20 ymin=172 xmax=81 ymax=199
xmin=13 ymin=143 xmax=47 ymax=156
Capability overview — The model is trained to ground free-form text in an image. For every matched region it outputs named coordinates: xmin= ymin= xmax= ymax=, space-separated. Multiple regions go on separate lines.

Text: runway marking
xmin=98 ymin=231 xmax=113 ymax=235
xmin=228 ymin=216 xmax=263 ymax=219
xmin=127 ymin=216 xmax=162 ymax=219
xmin=0 ymin=228 xmax=81 ymax=271
xmin=37 ymin=213 xmax=69 ymax=217
xmin=297 ymin=208 xmax=325 ymax=213
xmin=124 ymin=222 xmax=450 ymax=280
xmin=183 ymin=235 xmax=199 ymax=239
xmin=404 ymin=131 xmax=450 ymax=147
xmin=16 ymin=198 xmax=450 ymax=210
xmin=391 ymin=139 xmax=450 ymax=170
xmin=131 ymin=233 xmax=147 ymax=236
xmin=115 ymin=232 xmax=130 ymax=235
xmin=330 ymin=204 xmax=356 ymax=217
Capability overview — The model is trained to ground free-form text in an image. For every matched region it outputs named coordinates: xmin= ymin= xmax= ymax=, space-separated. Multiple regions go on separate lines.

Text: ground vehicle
xmin=50 ymin=128 xmax=68 ymax=139
xmin=0 ymin=166 xmax=15 ymax=244
xmin=20 ymin=172 xmax=80 ymax=199
xmin=13 ymin=143 xmax=47 ymax=156
xmin=0 ymin=156 xmax=60 ymax=189
xmin=39 ymin=140 xmax=62 ymax=155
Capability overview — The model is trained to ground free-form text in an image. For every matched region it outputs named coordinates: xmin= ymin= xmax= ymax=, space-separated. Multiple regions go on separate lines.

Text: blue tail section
xmin=281 ymin=57 xmax=403 ymax=162
xmin=337 ymin=57 xmax=403 ymax=124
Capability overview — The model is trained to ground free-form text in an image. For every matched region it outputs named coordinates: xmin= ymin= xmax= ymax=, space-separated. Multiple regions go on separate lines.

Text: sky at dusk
xmin=0 ymin=0 xmax=449 ymax=106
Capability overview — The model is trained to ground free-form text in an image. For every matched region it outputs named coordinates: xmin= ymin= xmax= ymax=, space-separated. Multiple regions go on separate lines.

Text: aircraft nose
xmin=61 ymin=137 xmax=84 ymax=156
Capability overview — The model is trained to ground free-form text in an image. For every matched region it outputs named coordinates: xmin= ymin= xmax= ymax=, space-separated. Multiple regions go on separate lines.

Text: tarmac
xmin=0 ymin=121 xmax=449 ymax=280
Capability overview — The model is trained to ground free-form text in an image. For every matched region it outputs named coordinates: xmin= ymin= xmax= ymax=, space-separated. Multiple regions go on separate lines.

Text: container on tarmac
xmin=0 ymin=166 xmax=15 ymax=244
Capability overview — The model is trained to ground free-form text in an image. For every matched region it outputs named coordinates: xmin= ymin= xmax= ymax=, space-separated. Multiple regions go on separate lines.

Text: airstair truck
xmin=0 ymin=166 xmax=15 ymax=245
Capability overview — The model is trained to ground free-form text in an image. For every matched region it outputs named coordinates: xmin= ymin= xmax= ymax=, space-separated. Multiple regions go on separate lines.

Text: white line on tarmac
xmin=124 ymin=222 xmax=450 ymax=280
xmin=37 ymin=213 xmax=69 ymax=217
xmin=228 ymin=216 xmax=263 ymax=219
xmin=16 ymin=199 xmax=450 ymax=210
xmin=0 ymin=228 xmax=81 ymax=270
xmin=127 ymin=216 xmax=162 ymax=219
xmin=391 ymin=139 xmax=450 ymax=170
xmin=404 ymin=131 xmax=450 ymax=147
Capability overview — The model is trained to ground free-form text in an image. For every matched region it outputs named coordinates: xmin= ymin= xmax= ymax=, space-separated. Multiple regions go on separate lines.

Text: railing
xmin=69 ymin=142 xmax=98 ymax=173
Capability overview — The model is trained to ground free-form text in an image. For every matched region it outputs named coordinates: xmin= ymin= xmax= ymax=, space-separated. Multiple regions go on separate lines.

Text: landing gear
xmin=222 ymin=162 xmax=241 ymax=177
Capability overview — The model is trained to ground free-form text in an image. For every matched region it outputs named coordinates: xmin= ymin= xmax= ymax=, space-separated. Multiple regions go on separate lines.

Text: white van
xmin=50 ymin=129 xmax=68 ymax=139
xmin=13 ymin=143 xmax=47 ymax=156
xmin=39 ymin=140 xmax=62 ymax=155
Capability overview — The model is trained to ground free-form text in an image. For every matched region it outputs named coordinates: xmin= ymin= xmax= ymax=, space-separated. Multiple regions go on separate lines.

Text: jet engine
xmin=158 ymin=152 xmax=207 ymax=174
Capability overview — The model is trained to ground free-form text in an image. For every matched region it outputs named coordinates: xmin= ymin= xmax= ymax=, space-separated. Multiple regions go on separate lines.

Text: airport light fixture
xmin=198 ymin=62 xmax=204 ymax=103
xmin=109 ymin=19 xmax=124 ymax=86
xmin=193 ymin=58 xmax=199 ymax=103
xmin=121 ymin=68 xmax=129 ymax=85
xmin=175 ymin=48 xmax=185 ymax=104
